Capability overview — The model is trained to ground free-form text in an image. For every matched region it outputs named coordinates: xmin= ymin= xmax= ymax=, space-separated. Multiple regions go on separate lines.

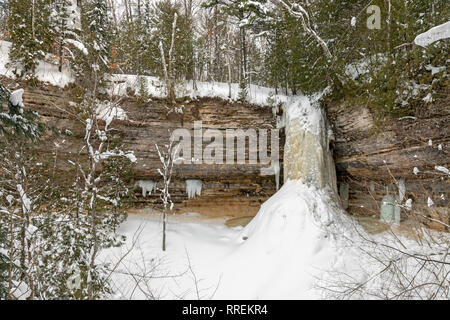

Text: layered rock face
xmin=327 ymin=100 xmax=450 ymax=230
xmin=2 ymin=79 xmax=282 ymax=218
xmin=2 ymin=78 xmax=448 ymax=229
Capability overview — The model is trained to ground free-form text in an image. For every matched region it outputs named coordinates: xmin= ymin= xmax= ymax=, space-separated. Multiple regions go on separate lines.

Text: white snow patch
xmin=9 ymin=88 xmax=24 ymax=108
xmin=285 ymin=95 xmax=324 ymax=135
xmin=435 ymin=165 xmax=450 ymax=176
xmin=422 ymin=93 xmax=433 ymax=103
xmin=64 ymin=39 xmax=88 ymax=55
xmin=398 ymin=178 xmax=406 ymax=201
xmin=405 ymin=198 xmax=413 ymax=211
xmin=95 ymin=101 xmax=128 ymax=127
xmin=425 ymin=64 xmax=446 ymax=75
xmin=0 ymin=40 xmax=74 ymax=87
xmin=414 ymin=21 xmax=450 ymax=47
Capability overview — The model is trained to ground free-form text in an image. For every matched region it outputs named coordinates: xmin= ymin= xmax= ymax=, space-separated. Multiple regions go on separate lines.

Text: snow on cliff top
xmin=0 ymin=39 xmax=290 ymax=107
xmin=109 ymin=73 xmax=290 ymax=107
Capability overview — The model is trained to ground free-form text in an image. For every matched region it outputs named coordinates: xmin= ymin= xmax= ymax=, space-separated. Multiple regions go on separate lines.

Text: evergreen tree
xmin=202 ymin=0 xmax=267 ymax=99
xmin=149 ymin=0 xmax=195 ymax=82
xmin=114 ymin=0 xmax=153 ymax=75
xmin=51 ymin=0 xmax=80 ymax=72
xmin=76 ymin=0 xmax=112 ymax=87
xmin=7 ymin=0 xmax=53 ymax=76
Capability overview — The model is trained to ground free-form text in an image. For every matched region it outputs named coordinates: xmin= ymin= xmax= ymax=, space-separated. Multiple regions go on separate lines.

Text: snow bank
xmin=109 ymin=73 xmax=289 ymax=107
xmin=414 ymin=21 xmax=450 ymax=47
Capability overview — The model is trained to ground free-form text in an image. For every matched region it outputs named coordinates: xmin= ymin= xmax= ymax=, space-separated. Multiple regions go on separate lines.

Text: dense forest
xmin=0 ymin=0 xmax=448 ymax=111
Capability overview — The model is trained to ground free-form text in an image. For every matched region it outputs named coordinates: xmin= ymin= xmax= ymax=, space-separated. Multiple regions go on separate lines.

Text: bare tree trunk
xmin=167 ymin=13 xmax=178 ymax=103
xmin=7 ymin=209 xmax=14 ymax=300
xmin=158 ymin=13 xmax=178 ymax=103
xmin=225 ymin=54 xmax=232 ymax=99
xmin=240 ymin=27 xmax=248 ymax=84
xmin=159 ymin=41 xmax=170 ymax=99
xmin=386 ymin=0 xmax=392 ymax=51
xmin=110 ymin=0 xmax=118 ymax=31
xmin=31 ymin=0 xmax=35 ymax=39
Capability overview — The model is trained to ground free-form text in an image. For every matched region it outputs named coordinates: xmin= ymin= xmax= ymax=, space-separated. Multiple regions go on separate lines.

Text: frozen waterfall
xmin=283 ymin=95 xmax=338 ymax=195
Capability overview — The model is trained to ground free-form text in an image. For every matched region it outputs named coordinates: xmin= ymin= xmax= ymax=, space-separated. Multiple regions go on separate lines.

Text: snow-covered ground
xmin=109 ymin=73 xmax=289 ymax=107
xmin=102 ymin=177 xmax=449 ymax=300
xmin=103 ymin=181 xmax=347 ymax=300
xmin=104 ymin=203 xmax=449 ymax=300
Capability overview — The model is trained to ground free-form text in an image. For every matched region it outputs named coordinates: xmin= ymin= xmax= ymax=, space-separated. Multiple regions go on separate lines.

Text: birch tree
xmin=158 ymin=12 xmax=178 ymax=103
xmin=155 ymin=138 xmax=180 ymax=251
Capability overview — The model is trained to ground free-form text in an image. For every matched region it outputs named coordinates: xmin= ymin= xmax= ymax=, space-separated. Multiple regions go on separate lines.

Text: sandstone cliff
xmin=1 ymin=77 xmax=448 ymax=229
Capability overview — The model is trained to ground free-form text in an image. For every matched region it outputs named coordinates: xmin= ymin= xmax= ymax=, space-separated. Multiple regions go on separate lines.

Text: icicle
xmin=276 ymin=114 xmax=285 ymax=129
xmin=135 ymin=180 xmax=156 ymax=197
xmin=274 ymin=162 xmax=280 ymax=190
xmin=380 ymin=186 xmax=395 ymax=223
xmin=186 ymin=179 xmax=202 ymax=198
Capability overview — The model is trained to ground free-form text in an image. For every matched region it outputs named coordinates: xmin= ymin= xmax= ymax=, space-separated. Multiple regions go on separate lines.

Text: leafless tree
xmin=159 ymin=12 xmax=178 ymax=104
xmin=155 ymin=138 xmax=180 ymax=251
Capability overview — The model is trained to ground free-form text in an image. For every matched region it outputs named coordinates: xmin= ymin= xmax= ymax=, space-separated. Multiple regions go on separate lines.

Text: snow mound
xmin=241 ymin=180 xmax=344 ymax=251
xmin=213 ymin=180 xmax=349 ymax=298
xmin=9 ymin=88 xmax=24 ymax=108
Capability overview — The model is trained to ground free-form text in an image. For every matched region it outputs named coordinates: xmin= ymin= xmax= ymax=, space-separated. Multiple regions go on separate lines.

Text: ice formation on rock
xmin=186 ymin=179 xmax=202 ymax=198
xmin=282 ymin=95 xmax=338 ymax=194
xmin=135 ymin=180 xmax=157 ymax=197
